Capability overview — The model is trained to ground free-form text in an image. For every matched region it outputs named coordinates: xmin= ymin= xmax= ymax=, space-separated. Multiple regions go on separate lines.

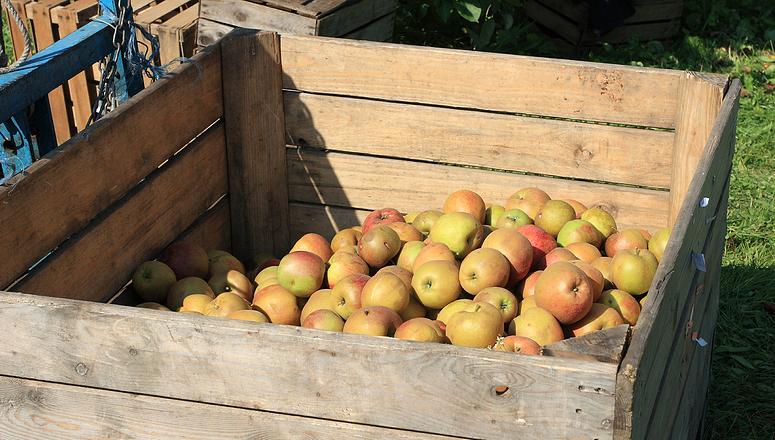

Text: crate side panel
xmin=289 ymin=202 xmax=369 ymax=241
xmin=342 ymin=11 xmax=394 ymax=41
xmin=197 ymin=17 xmax=233 ymax=47
xmin=199 ymin=0 xmax=317 ymax=35
xmin=316 ymin=0 xmax=396 ymax=36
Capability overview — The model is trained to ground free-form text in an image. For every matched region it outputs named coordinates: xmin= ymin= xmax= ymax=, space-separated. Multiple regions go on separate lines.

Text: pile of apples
xmin=133 ymin=187 xmax=671 ymax=355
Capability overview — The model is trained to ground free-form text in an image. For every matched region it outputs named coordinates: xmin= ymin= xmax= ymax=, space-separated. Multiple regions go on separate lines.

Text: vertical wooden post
xmin=668 ymin=72 xmax=726 ymax=226
xmin=220 ymin=29 xmax=290 ymax=263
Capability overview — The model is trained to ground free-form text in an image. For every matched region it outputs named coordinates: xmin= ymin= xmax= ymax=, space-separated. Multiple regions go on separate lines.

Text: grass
xmin=2 ymin=7 xmax=13 ymax=65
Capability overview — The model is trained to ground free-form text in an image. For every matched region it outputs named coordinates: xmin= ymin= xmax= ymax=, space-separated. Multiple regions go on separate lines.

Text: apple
xmin=474 ymin=287 xmax=518 ymax=323
xmin=599 ymin=289 xmax=641 ymax=326
xmin=557 ymin=220 xmax=603 ymax=248
xmin=361 ymin=272 xmax=411 ymax=312
xmin=403 ymin=212 xmax=420 ymax=223
xmin=331 ymin=229 xmax=362 ymax=253
xmin=544 ymin=248 xmax=577 ymax=266
xmin=343 ymin=306 xmax=403 ymax=337
xmin=252 ymin=284 xmax=301 ymax=325
xmin=534 ymin=262 xmax=594 ymax=324
xmin=436 ymin=298 xmax=474 ymax=325
xmin=178 ymin=293 xmax=213 ymax=314
xmin=254 ymin=266 xmax=278 ymax=286
xmin=362 ymin=208 xmax=405 ymax=234
xmin=648 ymin=228 xmax=671 ymax=262
xmin=428 ymin=212 xmax=484 ymax=259
xmin=446 ymin=302 xmax=504 ymax=348
xmin=203 ymin=292 xmax=251 ymax=317
xmin=481 ymin=228 xmax=534 ymax=286
xmin=459 ymin=248 xmax=510 ymax=295
xmin=605 ymin=229 xmax=649 ymax=257
xmin=277 ymin=251 xmax=326 ymax=298
xmin=535 ymin=200 xmax=577 ymax=237
xmin=227 ymin=309 xmax=269 ymax=323
xmin=397 ymin=241 xmax=425 ymax=272
xmin=581 ymin=207 xmax=618 ymax=240
xmin=565 ymin=242 xmax=602 ymax=263
xmin=508 ymin=307 xmax=564 ymax=345
xmin=399 ymin=296 xmax=427 ymax=321
xmin=159 ymin=241 xmax=209 ymax=279
xmin=567 ymin=303 xmax=625 ymax=337
xmin=518 ymin=296 xmax=537 ymax=315
xmin=640 ymin=295 xmax=649 ymax=308
xmin=485 ymin=204 xmax=506 ymax=227
xmin=412 ymin=242 xmax=456 ymax=272
xmin=208 ymin=251 xmax=246 ymax=277
xmin=136 ymin=302 xmax=170 ymax=311
xmin=387 ymin=222 xmax=424 ymax=243
xmin=291 ymin=233 xmax=333 ymax=263
xmin=326 ymin=252 xmax=369 ymax=289
xmin=638 ymin=229 xmax=652 ymax=241
xmin=132 ymin=260 xmax=176 ymax=303
xmin=330 ymin=273 xmax=370 ymax=319
xmin=610 ymin=249 xmax=658 ymax=295
xmin=208 ymin=268 xmax=252 ymax=299
xmin=303 ymin=309 xmax=345 ymax=332
xmin=505 ymin=187 xmax=551 ymax=220
xmin=412 ymin=210 xmax=443 ymax=235
xmin=570 ymin=260 xmax=605 ymax=301
xmin=516 ymin=224 xmax=557 ymax=270
xmin=412 ymin=260 xmax=462 ymax=309
xmin=516 ymin=270 xmax=542 ymax=298
xmin=443 ymin=189 xmax=487 ymax=224
xmin=395 ymin=318 xmax=446 ymax=343
xmin=166 ymin=277 xmax=214 ymax=311
xmin=358 ymin=225 xmax=402 ymax=269
xmin=562 ymin=199 xmax=588 ymax=219
xmin=495 ymin=209 xmax=532 ymax=229
xmin=591 ymin=257 xmax=614 ymax=289
xmin=300 ymin=289 xmax=339 ymax=323
xmin=494 ymin=335 xmax=542 ymax=355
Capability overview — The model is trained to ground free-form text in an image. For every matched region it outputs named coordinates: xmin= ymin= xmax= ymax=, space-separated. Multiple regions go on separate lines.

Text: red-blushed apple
xmin=428 ymin=212 xmax=484 ymax=259
xmin=160 ymin=242 xmax=209 ymax=279
xmin=358 ymin=225 xmax=402 ymax=269
xmin=459 ymin=248 xmax=510 ymax=295
xmin=361 ymin=272 xmax=411 ymax=312
xmin=505 ymin=187 xmax=551 ymax=220
xmin=443 ymin=189 xmax=487 ymax=224
xmin=534 ymin=262 xmax=594 ymax=324
xmin=302 ymin=309 xmax=345 ymax=332
xmin=562 ymin=199 xmax=588 ymax=219
xmin=137 ymin=302 xmax=171 ymax=311
xmin=412 ymin=242 xmax=456 ymax=272
xmin=291 ymin=233 xmax=333 ymax=263
xmin=343 ymin=306 xmax=403 ymax=337
xmin=648 ymin=228 xmax=671 ymax=262
xmin=436 ymin=298 xmax=474 ymax=325
xmin=330 ymin=273 xmax=370 ymax=319
xmin=300 ymin=289 xmax=338 ymax=323
xmin=567 ymin=303 xmax=625 ymax=337
xmin=518 ymin=296 xmax=538 ymax=315
xmin=570 ymin=260 xmax=605 ymax=301
xmin=494 ymin=335 xmax=542 ymax=355
xmin=397 ymin=241 xmax=425 ymax=272
xmin=591 ymin=256 xmax=614 ymax=289
xmin=208 ymin=251 xmax=246 ymax=277
xmin=508 ymin=307 xmax=564 ymax=345
xmin=495 ymin=209 xmax=532 ymax=229
xmin=557 ymin=220 xmax=603 ymax=248
xmin=399 ymin=296 xmax=427 ymax=321
xmin=605 ymin=229 xmax=649 ymax=257
xmin=167 ymin=277 xmax=214 ymax=311
xmin=446 ymin=302 xmax=503 ymax=348
xmin=403 ymin=212 xmax=420 ymax=223
xmin=516 ymin=270 xmax=542 ymax=298
xmin=599 ymin=289 xmax=641 ymax=325
xmin=474 ymin=287 xmax=518 ymax=323
xmin=178 ymin=293 xmax=214 ymax=314
xmin=227 ymin=309 xmax=270 ymax=323
xmin=535 ymin=200 xmax=577 ymax=237
xmin=544 ymin=248 xmax=577 ymax=266
xmin=581 ymin=207 xmax=618 ymax=240
xmin=330 ymin=229 xmax=362 ymax=253
xmin=565 ymin=242 xmax=602 ymax=263
xmin=412 ymin=210 xmax=443 ymax=236
xmin=412 ymin=260 xmax=462 ymax=309
xmin=208 ymin=270 xmax=254 ymax=303
xmin=485 ymin=204 xmax=505 ymax=227
xmin=394 ymin=317 xmax=446 ymax=343
xmin=252 ymin=284 xmax=301 ymax=325
xmin=132 ymin=260 xmax=177 ymax=303
xmin=326 ymin=252 xmax=369 ymax=289
xmin=362 ymin=208 xmax=405 ymax=234
xmin=611 ymin=249 xmax=658 ymax=295
xmin=516 ymin=224 xmax=557 ymax=270
xmin=481 ymin=228 xmax=534 ymax=286
xmin=277 ymin=251 xmax=326 ymax=298
xmin=249 ymin=252 xmax=280 ymax=275
xmin=386 ymin=222 xmax=424 ymax=243
xmin=203 ymin=292 xmax=251 ymax=317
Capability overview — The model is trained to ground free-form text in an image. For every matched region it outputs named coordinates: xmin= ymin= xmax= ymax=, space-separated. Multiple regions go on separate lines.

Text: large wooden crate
xmin=0 ymin=30 xmax=739 ymax=439
xmin=196 ymin=0 xmax=396 ymax=48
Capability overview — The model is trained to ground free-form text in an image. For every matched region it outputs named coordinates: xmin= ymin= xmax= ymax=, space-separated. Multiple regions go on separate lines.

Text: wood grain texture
xmin=669 ymin=73 xmax=727 ymax=226
xmin=0 ymin=291 xmax=618 ymax=439
xmin=196 ymin=17 xmax=233 ymax=47
xmin=0 ymin=46 xmax=222 ymax=291
xmin=176 ymin=197 xmax=232 ymax=252
xmin=221 ymin=30 xmax=290 ymax=260
xmin=543 ymin=324 xmax=630 ymax=364
xmin=13 ymin=124 xmax=228 ymax=302
xmin=280 ymin=35 xmax=682 ymax=128
xmin=315 ymin=0 xmax=396 ymax=36
xmin=199 ymin=0 xmax=317 ymax=35
xmin=284 ymin=92 xmax=675 ymax=188
xmin=289 ymin=202 xmax=368 ymax=241
xmin=0 ymin=376 xmax=451 ymax=439
xmin=285 ymin=149 xmax=670 ymax=231
xmin=342 ymin=11 xmax=394 ymax=41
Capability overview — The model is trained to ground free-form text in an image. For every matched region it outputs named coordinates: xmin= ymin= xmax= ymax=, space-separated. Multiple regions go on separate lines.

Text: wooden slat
xmin=525 ymin=0 xmax=581 ymax=43
xmin=543 ymin=324 xmax=630 ymax=364
xmin=342 ymin=11 xmax=394 ymax=42
xmin=13 ymin=124 xmax=228 ymax=302
xmin=286 ymin=149 xmax=670 ymax=231
xmin=135 ymin=0 xmax=194 ymax=25
xmin=176 ymin=197 xmax=232 ymax=252
xmin=289 ymin=202 xmax=368 ymax=241
xmin=199 ymin=0 xmax=317 ymax=35
xmin=196 ymin=17 xmax=233 ymax=47
xmin=280 ymin=35 xmax=682 ymax=128
xmin=0 ymin=376 xmax=450 ymax=439
xmin=221 ymin=30 xmax=290 ymax=261
xmin=0 ymin=291 xmax=618 ymax=439
xmin=315 ymin=0 xmax=396 ymax=36
xmin=0 ymin=46 xmax=223 ymax=290
xmin=6 ymin=0 xmax=33 ymax=58
xmin=284 ymin=92 xmax=675 ymax=188
xmin=150 ymin=5 xmax=199 ymax=65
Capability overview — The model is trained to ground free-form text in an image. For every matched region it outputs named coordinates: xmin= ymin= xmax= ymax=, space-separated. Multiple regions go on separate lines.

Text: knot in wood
xmin=75 ymin=362 xmax=89 ymax=376
xmin=574 ymin=145 xmax=594 ymax=166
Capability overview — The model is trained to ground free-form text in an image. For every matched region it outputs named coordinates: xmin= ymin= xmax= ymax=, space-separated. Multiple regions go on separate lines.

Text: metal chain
xmin=87 ymin=2 xmax=130 ymax=125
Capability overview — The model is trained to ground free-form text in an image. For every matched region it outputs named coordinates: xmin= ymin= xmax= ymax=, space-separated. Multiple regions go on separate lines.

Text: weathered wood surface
xmin=0 ymin=291 xmax=618 ymax=439
xmin=222 ymin=30 xmax=290 ymax=260
xmin=614 ymin=79 xmax=739 ymax=440
xmin=280 ymin=35 xmax=682 ymax=128
xmin=316 ymin=0 xmax=395 ymax=36
xmin=284 ymin=91 xmax=675 ymax=188
xmin=342 ymin=11 xmax=394 ymax=41
xmin=0 ymin=376 xmax=451 ymax=439
xmin=196 ymin=17 xmax=232 ymax=47
xmin=13 ymin=124 xmax=228 ymax=302
xmin=285 ymin=148 xmax=670 ymax=231
xmin=0 ymin=46 xmax=222 ymax=290
xmin=5 ymin=0 xmax=33 ymax=58
xmin=176 ymin=197 xmax=232 ymax=253
xmin=289 ymin=202 xmax=369 ymax=241
xmin=200 ymin=0 xmax=317 ymax=35
xmin=543 ymin=324 xmax=630 ymax=364
xmin=150 ymin=2 xmax=200 ymax=65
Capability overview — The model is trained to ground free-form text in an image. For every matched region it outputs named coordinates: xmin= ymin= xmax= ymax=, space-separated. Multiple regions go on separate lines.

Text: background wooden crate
xmin=525 ymin=0 xmax=684 ymax=47
xmin=197 ymin=0 xmax=397 ymax=48
xmin=0 ymin=31 xmax=739 ymax=439
xmin=135 ymin=0 xmax=199 ymax=68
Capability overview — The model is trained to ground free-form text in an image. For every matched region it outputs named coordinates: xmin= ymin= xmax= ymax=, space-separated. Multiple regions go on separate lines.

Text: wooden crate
xmin=0 ymin=30 xmax=739 ymax=439
xmin=525 ymin=0 xmax=684 ymax=46
xmin=134 ymin=0 xmax=199 ymax=67
xmin=196 ymin=0 xmax=397 ymax=48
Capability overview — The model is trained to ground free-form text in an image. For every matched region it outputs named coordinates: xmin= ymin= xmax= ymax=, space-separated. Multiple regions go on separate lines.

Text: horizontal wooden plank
xmin=286 ymin=149 xmax=670 ymax=231
xmin=0 ymin=291 xmax=618 ymax=439
xmin=176 ymin=196 xmax=232 ymax=252
xmin=342 ymin=11 xmax=394 ymax=42
xmin=543 ymin=324 xmax=630 ymax=364
xmin=196 ymin=17 xmax=233 ymax=47
xmin=199 ymin=0 xmax=317 ymax=35
xmin=525 ymin=0 xmax=582 ymax=43
xmin=284 ymin=92 xmax=674 ymax=188
xmin=316 ymin=0 xmax=396 ymax=36
xmin=289 ymin=202 xmax=368 ymax=241
xmin=0 ymin=46 xmax=223 ymax=290
xmin=13 ymin=124 xmax=228 ymax=302
xmin=279 ymin=35 xmax=682 ymax=128
xmin=0 ymin=376 xmax=449 ymax=439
